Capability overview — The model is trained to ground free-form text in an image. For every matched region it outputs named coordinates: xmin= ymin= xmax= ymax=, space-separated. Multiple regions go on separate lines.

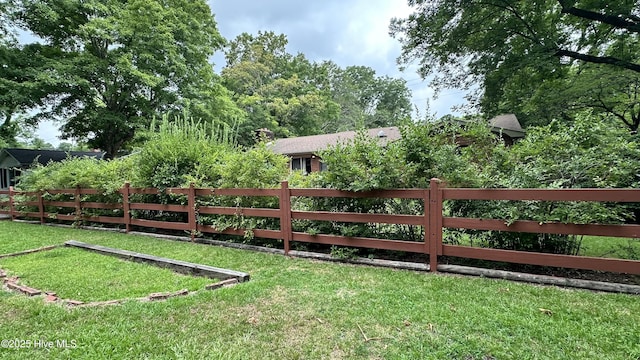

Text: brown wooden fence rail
xmin=1 ymin=179 xmax=639 ymax=275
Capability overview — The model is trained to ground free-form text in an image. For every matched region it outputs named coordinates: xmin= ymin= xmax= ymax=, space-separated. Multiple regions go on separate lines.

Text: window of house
xmin=305 ymin=158 xmax=312 ymax=173
xmin=291 ymin=157 xmax=312 ymax=173
xmin=320 ymin=161 xmax=327 ymax=171
xmin=291 ymin=157 xmax=302 ymax=171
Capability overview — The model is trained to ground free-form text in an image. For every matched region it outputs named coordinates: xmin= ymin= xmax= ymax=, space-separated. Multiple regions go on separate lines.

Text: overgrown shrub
xmin=15 ymin=111 xmax=638 ymax=256
xmin=447 ymin=113 xmax=640 ymax=254
xmin=16 ymin=156 xmax=137 ymax=220
xmin=17 ymin=115 xmax=289 ymax=237
xmin=295 ymin=130 xmax=424 ymax=257
xmin=309 ymin=114 xmax=639 ymax=255
xmin=130 ymin=116 xmax=288 ymax=234
xmin=17 ymin=156 xmax=136 ymax=193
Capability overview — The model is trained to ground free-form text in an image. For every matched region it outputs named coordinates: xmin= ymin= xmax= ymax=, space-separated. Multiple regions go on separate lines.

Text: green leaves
xmin=315 ymin=113 xmax=639 ymax=254
xmin=221 ymin=32 xmax=412 ymax=145
xmin=392 ymin=1 xmax=640 ymax=130
xmin=222 ymin=31 xmax=341 ymax=144
xmin=2 ymin=0 xmax=231 ymax=157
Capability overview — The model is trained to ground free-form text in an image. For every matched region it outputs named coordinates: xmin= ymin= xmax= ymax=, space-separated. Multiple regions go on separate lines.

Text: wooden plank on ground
xmin=64 ymin=240 xmax=249 ymax=282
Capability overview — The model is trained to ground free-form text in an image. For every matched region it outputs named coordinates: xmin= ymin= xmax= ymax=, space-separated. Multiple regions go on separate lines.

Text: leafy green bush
xmin=15 ymin=156 xmax=136 ymax=221
xmin=447 ymin=113 xmax=640 ymax=254
xmin=17 ymin=156 xmax=135 ymax=193
xmin=133 ymin=115 xmax=235 ymax=189
xmin=308 ymin=114 xmax=639 ymax=255
xmin=295 ymin=130 xmax=423 ymax=247
xmin=16 ymin=115 xmax=289 ymax=237
xmin=15 ymin=111 xmax=638 ymax=256
xmin=194 ymin=143 xmax=289 ymax=239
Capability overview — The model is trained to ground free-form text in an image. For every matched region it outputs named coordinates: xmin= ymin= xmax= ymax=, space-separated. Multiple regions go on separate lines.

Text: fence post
xmin=279 ymin=181 xmax=292 ymax=255
xmin=188 ymin=183 xmax=197 ymax=241
xmin=428 ymin=178 xmax=443 ymax=272
xmin=38 ymin=190 xmax=44 ymax=224
xmin=9 ymin=186 xmax=15 ymax=221
xmin=122 ymin=182 xmax=131 ymax=233
xmin=74 ymin=185 xmax=82 ymax=223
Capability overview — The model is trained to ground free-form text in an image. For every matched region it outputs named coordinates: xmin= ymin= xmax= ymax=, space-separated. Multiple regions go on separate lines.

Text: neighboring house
xmin=269 ymin=127 xmax=401 ymax=172
xmin=487 ymin=114 xmax=526 ymax=145
xmin=449 ymin=114 xmax=526 ymax=146
xmin=268 ymin=114 xmax=525 ymax=173
xmin=0 ymin=148 xmax=105 ymax=190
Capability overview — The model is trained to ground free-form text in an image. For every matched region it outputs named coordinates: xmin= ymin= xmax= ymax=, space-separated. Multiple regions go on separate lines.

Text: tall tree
xmin=565 ymin=66 xmax=640 ymax=132
xmin=390 ymin=0 xmax=640 ymax=130
xmin=320 ymin=63 xmax=413 ymax=132
xmin=222 ymin=32 xmax=413 ymax=143
xmin=2 ymin=0 xmax=234 ymax=157
xmin=0 ymin=42 xmax=69 ymax=146
xmin=222 ymin=31 xmax=340 ymax=144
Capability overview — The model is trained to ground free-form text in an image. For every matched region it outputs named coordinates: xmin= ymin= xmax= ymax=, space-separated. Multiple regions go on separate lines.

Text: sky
xmin=208 ymin=0 xmax=466 ymax=115
xmin=36 ymin=0 xmax=467 ymax=146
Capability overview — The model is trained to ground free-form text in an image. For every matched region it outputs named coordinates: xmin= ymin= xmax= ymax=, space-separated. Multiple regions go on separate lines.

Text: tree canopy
xmin=391 ymin=0 xmax=640 ymax=130
xmin=319 ymin=62 xmax=413 ymax=132
xmin=2 ymin=0 xmax=238 ymax=157
xmin=221 ymin=31 xmax=413 ymax=145
xmin=222 ymin=31 xmax=340 ymax=144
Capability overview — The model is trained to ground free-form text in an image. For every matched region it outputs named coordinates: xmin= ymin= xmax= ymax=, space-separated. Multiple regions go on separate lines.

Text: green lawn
xmin=0 ymin=221 xmax=639 ymax=359
xmin=447 ymin=232 xmax=640 ymax=260
xmin=0 ymin=247 xmax=212 ymax=301
xmin=580 ymin=235 xmax=640 ymax=259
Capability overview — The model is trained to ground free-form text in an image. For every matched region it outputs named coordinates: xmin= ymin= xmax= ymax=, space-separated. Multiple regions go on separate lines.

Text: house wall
xmin=311 ymin=157 xmax=321 ymax=172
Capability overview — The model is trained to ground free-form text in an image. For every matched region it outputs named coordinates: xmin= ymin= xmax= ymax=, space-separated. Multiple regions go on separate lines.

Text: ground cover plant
xmin=0 ymin=247 xmax=212 ymax=302
xmin=0 ymin=221 xmax=638 ymax=359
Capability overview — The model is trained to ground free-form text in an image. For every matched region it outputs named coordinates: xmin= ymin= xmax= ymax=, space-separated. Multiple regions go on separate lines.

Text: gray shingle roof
xmin=269 ymin=127 xmax=401 ymax=155
xmin=489 ymin=114 xmax=524 ymax=132
xmin=1 ymin=148 xmax=105 ymax=166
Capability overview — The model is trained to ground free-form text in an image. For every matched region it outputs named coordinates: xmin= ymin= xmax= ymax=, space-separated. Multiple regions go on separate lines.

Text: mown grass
xmin=0 ymin=247 xmax=212 ymax=301
xmin=448 ymin=232 xmax=640 ymax=260
xmin=580 ymin=235 xmax=640 ymax=259
xmin=0 ymin=221 xmax=639 ymax=359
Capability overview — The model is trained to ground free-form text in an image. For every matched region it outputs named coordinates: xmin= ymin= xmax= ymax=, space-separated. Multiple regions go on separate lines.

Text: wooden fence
xmin=1 ymin=179 xmax=639 ymax=275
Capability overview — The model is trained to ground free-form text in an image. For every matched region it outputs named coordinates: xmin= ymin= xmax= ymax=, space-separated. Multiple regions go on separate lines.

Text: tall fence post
xmin=38 ymin=190 xmax=44 ymax=224
xmin=9 ymin=186 xmax=15 ymax=221
xmin=74 ymin=185 xmax=82 ymax=223
xmin=279 ymin=181 xmax=292 ymax=255
xmin=188 ymin=183 xmax=197 ymax=241
xmin=428 ymin=178 xmax=443 ymax=272
xmin=423 ymin=189 xmax=430 ymax=263
xmin=122 ymin=182 xmax=131 ymax=233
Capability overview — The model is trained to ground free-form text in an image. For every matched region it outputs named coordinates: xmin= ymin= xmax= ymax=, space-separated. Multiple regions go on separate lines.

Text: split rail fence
xmin=1 ymin=179 xmax=639 ymax=275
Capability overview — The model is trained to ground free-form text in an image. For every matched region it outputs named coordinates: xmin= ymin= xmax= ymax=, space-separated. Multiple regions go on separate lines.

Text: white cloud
xmin=335 ymin=1 xmax=412 ymax=68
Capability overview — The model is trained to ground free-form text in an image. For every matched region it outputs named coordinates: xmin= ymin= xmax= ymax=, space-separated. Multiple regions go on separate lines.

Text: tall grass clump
xmin=133 ymin=114 xmax=237 ymax=189
xmin=132 ymin=114 xmax=288 ymax=189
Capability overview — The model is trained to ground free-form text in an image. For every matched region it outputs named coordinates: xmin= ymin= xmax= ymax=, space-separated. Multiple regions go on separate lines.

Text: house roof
xmin=488 ymin=114 xmax=525 ymax=138
xmin=269 ymin=127 xmax=401 ymax=156
xmin=0 ymin=148 xmax=105 ymax=167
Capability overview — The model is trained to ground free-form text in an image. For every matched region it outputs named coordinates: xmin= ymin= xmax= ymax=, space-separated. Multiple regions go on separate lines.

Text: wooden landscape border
xmin=65 ymin=240 xmax=249 ymax=282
